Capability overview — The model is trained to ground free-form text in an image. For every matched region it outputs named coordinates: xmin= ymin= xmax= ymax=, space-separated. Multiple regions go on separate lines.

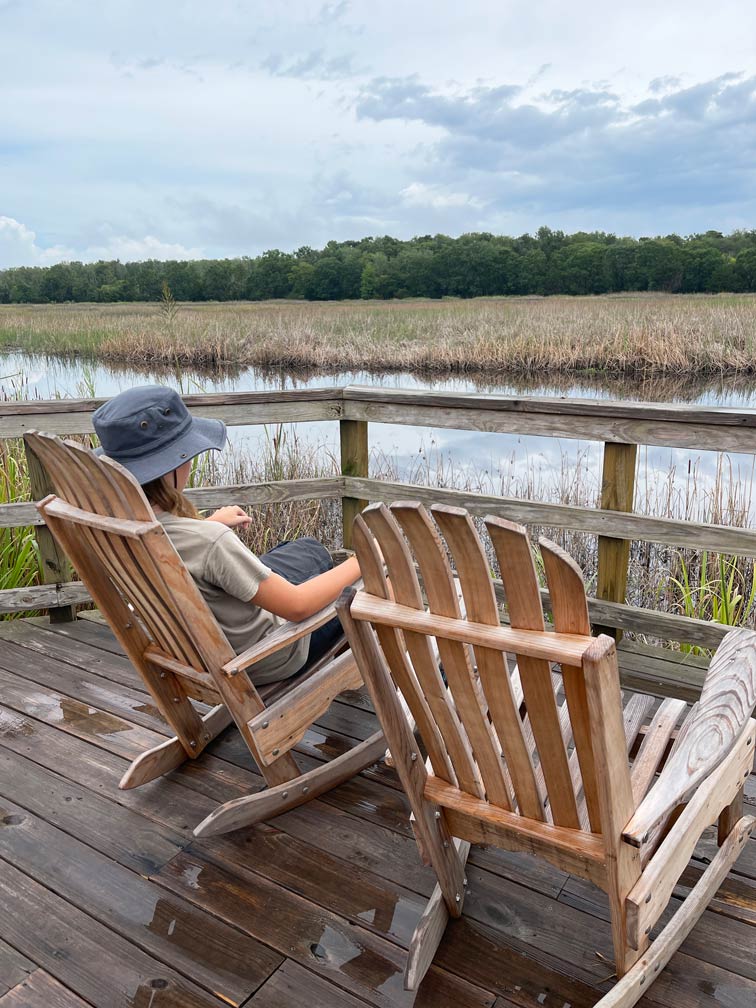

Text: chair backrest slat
xmin=485 ymin=517 xmax=580 ymax=829
xmin=388 ymin=503 xmax=513 ymax=809
xmin=359 ymin=505 xmax=483 ymax=796
xmin=352 ymin=515 xmax=456 ymax=784
xmin=430 ymin=505 xmax=544 ymax=820
xmin=540 ymin=537 xmax=602 ymax=832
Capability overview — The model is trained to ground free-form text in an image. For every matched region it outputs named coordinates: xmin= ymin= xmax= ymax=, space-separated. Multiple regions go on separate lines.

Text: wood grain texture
xmin=340 ymin=387 xmax=756 ymax=453
xmin=340 ymin=417 xmax=368 ymax=549
xmin=0 ymin=858 xmax=230 ymax=1008
xmin=624 ymin=628 xmax=756 ymax=845
xmin=596 ymin=816 xmax=756 ymax=1008
xmin=432 ymin=507 xmax=542 ymax=820
xmin=596 ymin=442 xmax=637 ymax=640
xmin=0 ymin=971 xmax=91 ymax=1007
xmin=360 ymin=504 xmax=479 ymax=792
xmin=391 ymin=503 xmax=512 ymax=810
xmin=486 ymin=516 xmax=578 ymax=828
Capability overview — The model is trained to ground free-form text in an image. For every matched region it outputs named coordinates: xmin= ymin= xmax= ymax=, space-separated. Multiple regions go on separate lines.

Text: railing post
xmin=24 ymin=439 xmax=76 ymax=623
xmin=339 ymin=418 xmax=368 ymax=550
xmin=595 ymin=441 xmax=638 ymax=640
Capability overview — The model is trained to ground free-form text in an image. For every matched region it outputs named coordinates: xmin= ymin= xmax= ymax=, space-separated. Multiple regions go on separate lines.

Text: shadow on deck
xmin=0 ymin=615 xmax=754 ymax=1008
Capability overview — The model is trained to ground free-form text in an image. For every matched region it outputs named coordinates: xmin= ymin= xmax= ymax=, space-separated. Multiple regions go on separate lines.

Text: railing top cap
xmin=3 ymin=384 xmax=756 ymax=426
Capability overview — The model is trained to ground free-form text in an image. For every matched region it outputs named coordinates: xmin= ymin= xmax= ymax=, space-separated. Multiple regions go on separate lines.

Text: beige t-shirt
xmin=157 ymin=512 xmax=308 ymax=684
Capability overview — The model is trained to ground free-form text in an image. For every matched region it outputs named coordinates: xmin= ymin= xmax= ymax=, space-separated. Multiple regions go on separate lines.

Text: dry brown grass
xmin=2 ymin=293 xmax=756 ymax=377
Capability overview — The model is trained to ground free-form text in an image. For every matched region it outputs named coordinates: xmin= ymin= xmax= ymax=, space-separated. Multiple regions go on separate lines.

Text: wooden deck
xmin=0 ymin=617 xmax=754 ymax=1008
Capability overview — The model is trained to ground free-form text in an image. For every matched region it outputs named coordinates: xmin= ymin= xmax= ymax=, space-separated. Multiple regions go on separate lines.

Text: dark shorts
xmin=259 ymin=537 xmax=344 ymax=668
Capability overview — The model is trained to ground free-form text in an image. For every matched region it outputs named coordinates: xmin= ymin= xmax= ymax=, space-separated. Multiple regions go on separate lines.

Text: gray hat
xmin=92 ymin=385 xmax=227 ymax=485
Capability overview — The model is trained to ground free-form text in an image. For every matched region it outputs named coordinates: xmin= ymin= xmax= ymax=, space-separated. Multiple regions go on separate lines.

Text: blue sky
xmin=1 ymin=0 xmax=754 ymax=268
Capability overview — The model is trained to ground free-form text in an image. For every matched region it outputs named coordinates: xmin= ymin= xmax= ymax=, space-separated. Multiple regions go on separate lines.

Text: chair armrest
xmin=222 ymin=577 xmax=363 ymax=677
xmin=623 ymin=627 xmax=756 ymax=846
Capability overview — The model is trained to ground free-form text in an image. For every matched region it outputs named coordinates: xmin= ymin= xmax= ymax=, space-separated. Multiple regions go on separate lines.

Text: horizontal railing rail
xmin=2 ymin=385 xmax=754 ymax=653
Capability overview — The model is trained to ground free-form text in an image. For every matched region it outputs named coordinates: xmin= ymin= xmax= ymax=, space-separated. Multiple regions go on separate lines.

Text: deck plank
xmin=0 ymin=747 xmax=184 ymax=874
xmin=0 ymin=616 xmax=753 ymax=1008
xmin=0 ymin=969 xmax=95 ymax=1007
xmin=0 ymin=859 xmax=235 ymax=1008
xmin=248 ymin=960 xmax=376 ymax=1008
xmin=155 ymin=849 xmax=495 ymax=1008
xmin=0 ymin=940 xmax=35 ymax=998
xmin=0 ymin=794 xmax=281 ymax=1003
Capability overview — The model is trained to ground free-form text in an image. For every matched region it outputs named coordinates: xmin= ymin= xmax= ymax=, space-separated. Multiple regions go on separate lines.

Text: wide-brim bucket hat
xmin=92 ymin=385 xmax=226 ymax=485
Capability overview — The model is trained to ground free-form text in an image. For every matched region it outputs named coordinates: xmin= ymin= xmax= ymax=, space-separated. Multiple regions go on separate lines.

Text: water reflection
xmin=4 ymin=353 xmax=756 ymax=523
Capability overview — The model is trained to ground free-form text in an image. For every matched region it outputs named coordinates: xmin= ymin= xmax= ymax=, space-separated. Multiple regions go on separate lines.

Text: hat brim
xmin=94 ymin=415 xmax=227 ymax=485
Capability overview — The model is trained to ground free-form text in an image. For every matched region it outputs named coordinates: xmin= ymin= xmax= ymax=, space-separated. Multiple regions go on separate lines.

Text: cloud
xmin=262 ymin=48 xmax=357 ymax=81
xmin=0 ymin=217 xmax=74 ymax=268
xmin=81 ymin=235 xmax=203 ymax=263
xmin=355 ymin=72 xmax=756 ymax=221
xmin=400 ymin=182 xmax=484 ymax=210
xmin=0 ymin=218 xmax=201 ymax=269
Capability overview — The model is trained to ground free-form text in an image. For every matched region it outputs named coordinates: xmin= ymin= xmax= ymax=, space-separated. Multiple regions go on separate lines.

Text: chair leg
xmin=595 ymin=816 xmax=754 ymax=1007
xmin=405 ymin=838 xmax=470 ymax=991
xmin=718 ymin=785 xmax=744 ymax=846
xmin=193 ymin=729 xmax=386 ymax=837
xmin=119 ymin=705 xmax=233 ymax=790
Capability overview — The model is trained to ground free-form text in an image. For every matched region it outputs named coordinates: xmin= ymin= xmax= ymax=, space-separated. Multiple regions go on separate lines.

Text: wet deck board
xmin=0 ymin=617 xmax=754 ymax=1008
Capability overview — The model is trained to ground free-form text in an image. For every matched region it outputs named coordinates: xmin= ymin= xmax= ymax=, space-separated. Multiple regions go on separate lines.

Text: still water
xmin=2 ymin=352 xmax=756 ymax=518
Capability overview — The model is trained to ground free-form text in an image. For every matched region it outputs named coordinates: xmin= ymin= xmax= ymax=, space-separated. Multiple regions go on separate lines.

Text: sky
xmin=1 ymin=0 xmax=755 ymax=269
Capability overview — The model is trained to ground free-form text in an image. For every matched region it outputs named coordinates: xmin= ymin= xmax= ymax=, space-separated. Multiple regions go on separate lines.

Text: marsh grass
xmin=2 ymin=293 xmax=756 ymax=378
xmin=0 ymin=438 xmax=40 ymax=607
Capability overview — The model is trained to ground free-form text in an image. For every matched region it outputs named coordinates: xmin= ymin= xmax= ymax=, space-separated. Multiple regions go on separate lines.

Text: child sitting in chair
xmin=92 ymin=385 xmax=359 ymax=684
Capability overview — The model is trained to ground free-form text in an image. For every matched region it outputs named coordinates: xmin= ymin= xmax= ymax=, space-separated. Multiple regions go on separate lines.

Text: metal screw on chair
xmin=410 ymin=752 xmax=418 ymax=761
xmin=159 ymin=671 xmax=166 ymax=679
xmin=434 ymin=810 xmax=441 ymax=819
xmin=645 ymin=894 xmax=652 ymax=904
xmin=272 ymin=748 xmax=280 ymax=756
xmin=261 ymin=721 xmax=269 ymax=729
xmin=463 ymin=877 xmax=467 ymax=887
xmin=302 ymin=785 xmax=309 ymax=794
xmin=455 ymin=893 xmax=461 ymax=903
xmin=189 ymin=740 xmax=196 ymax=748
xmin=282 ymin=791 xmax=288 ymax=799
xmin=173 ymin=697 xmax=181 ymax=703
xmin=443 ymin=841 xmax=449 ymax=848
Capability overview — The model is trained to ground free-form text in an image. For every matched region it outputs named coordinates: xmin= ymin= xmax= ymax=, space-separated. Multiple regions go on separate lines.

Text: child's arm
xmin=205 ymin=506 xmax=252 ymax=529
xmin=250 ymin=555 xmax=361 ymax=622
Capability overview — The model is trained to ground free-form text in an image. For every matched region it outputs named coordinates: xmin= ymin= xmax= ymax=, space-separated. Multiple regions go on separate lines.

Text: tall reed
xmin=2 ymin=294 xmax=756 ymax=378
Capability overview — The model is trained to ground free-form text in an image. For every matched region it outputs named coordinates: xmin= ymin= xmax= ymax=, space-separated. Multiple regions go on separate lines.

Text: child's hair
xmin=141 ymin=474 xmax=201 ymax=519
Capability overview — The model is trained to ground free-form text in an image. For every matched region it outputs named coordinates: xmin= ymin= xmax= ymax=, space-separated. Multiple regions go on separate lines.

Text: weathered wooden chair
xmin=336 ymin=501 xmax=756 ymax=1005
xmin=25 ymin=430 xmax=385 ymax=838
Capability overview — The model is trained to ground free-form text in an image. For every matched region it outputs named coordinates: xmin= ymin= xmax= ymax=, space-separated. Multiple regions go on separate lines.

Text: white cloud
xmin=0 ymin=217 xmax=201 ymax=269
xmin=80 ymin=235 xmax=203 ymax=263
xmin=400 ymin=182 xmax=485 ymax=210
xmin=0 ymin=217 xmax=75 ymax=268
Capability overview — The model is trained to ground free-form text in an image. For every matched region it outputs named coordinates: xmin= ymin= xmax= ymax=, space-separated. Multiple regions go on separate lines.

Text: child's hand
xmin=206 ymin=506 xmax=252 ymax=530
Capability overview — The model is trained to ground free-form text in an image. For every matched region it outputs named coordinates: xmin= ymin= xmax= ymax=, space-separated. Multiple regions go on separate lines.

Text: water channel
xmin=2 ymin=351 xmax=755 ymax=521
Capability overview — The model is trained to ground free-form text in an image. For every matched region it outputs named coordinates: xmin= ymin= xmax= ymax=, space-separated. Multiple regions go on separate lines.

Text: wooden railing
xmin=3 ymin=386 xmax=756 ymax=651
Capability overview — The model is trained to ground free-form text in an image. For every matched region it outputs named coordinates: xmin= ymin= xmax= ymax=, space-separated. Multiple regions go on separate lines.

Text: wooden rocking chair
xmin=25 ymin=430 xmax=385 ymax=838
xmin=336 ymin=502 xmax=756 ymax=1006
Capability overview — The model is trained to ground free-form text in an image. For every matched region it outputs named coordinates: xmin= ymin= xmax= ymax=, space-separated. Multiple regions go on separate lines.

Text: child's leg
xmin=259 ymin=537 xmax=333 ymax=584
xmin=259 ymin=538 xmax=343 ymax=667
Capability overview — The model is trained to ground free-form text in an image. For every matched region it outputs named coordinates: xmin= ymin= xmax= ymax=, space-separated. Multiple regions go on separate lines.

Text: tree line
xmin=2 ymin=228 xmax=756 ymax=304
